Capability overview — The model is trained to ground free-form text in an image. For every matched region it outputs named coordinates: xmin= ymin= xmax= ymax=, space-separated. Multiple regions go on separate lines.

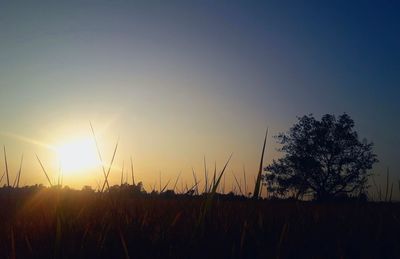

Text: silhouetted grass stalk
xmin=232 ymin=172 xmax=243 ymax=195
xmin=90 ymin=122 xmax=110 ymax=191
xmin=130 ymin=156 xmax=135 ymax=186
xmin=243 ymin=165 xmax=248 ymax=196
xmin=35 ymin=154 xmax=53 ymax=187
xmin=3 ymin=146 xmax=10 ymax=187
xmin=12 ymin=154 xmax=23 ymax=188
xmin=172 ymin=172 xmax=181 ymax=192
xmin=253 ymin=128 xmax=268 ymax=199
xmin=120 ymin=161 xmax=125 ymax=186
xmin=100 ymin=139 xmax=119 ymax=193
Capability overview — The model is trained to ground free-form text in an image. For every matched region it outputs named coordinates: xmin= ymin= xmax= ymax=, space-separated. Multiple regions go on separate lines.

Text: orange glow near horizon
xmin=0 ymin=120 xmax=280 ymax=193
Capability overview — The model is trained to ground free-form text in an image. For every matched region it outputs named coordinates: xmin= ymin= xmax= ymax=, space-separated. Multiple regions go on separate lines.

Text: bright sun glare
xmin=56 ymin=138 xmax=100 ymax=173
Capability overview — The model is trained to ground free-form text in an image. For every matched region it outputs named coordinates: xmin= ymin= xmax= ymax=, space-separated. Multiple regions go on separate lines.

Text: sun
xmin=56 ymin=138 xmax=100 ymax=173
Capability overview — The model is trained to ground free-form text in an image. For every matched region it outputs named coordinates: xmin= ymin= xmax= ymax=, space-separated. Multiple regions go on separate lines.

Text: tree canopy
xmin=264 ymin=114 xmax=378 ymax=201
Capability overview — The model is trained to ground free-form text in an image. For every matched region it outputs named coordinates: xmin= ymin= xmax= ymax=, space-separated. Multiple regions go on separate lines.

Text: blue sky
xmin=0 ymin=1 xmax=399 ymax=193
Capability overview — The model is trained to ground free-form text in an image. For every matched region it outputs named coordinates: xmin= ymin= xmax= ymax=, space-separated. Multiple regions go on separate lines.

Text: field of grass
xmin=0 ymin=185 xmax=399 ymax=259
xmin=0 ymin=130 xmax=398 ymax=258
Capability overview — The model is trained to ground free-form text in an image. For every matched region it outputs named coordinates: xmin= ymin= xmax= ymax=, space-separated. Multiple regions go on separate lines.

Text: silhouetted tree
xmin=264 ymin=114 xmax=378 ymax=201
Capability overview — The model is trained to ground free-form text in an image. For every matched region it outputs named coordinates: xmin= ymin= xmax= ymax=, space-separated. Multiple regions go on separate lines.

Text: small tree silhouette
xmin=264 ymin=113 xmax=378 ymax=201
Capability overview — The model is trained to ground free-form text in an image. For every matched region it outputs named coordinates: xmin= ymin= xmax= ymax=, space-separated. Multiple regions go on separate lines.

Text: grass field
xmin=0 ymin=185 xmax=399 ymax=259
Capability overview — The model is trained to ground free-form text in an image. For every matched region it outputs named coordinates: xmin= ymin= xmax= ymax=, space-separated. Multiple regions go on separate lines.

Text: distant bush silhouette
xmin=264 ymin=113 xmax=378 ymax=201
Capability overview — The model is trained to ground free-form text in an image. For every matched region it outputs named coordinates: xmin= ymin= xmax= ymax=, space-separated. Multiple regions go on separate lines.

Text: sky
xmin=0 ymin=1 xmax=399 ymax=196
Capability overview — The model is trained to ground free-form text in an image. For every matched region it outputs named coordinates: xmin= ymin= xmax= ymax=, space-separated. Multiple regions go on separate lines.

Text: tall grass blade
xmin=149 ymin=182 xmax=157 ymax=192
xmin=243 ymin=165 xmax=248 ymax=196
xmin=130 ymin=156 xmax=135 ymax=186
xmin=35 ymin=154 xmax=53 ymax=187
xmin=198 ymin=154 xmax=232 ymax=229
xmin=232 ymin=172 xmax=243 ymax=195
xmin=90 ymin=122 xmax=110 ymax=191
xmin=100 ymin=139 xmax=119 ymax=192
xmin=161 ymin=178 xmax=171 ymax=193
xmin=0 ymin=171 xmax=5 ymax=185
xmin=159 ymin=171 xmax=162 ymax=192
xmin=172 ymin=171 xmax=182 ymax=191
xmin=186 ymin=181 xmax=200 ymax=194
xmin=211 ymin=154 xmax=233 ymax=194
xmin=3 ymin=146 xmax=9 ymax=187
xmin=15 ymin=155 xmax=23 ymax=188
xmin=385 ymin=167 xmax=389 ymax=202
xmin=389 ymin=183 xmax=393 ymax=202
xmin=203 ymin=156 xmax=208 ymax=193
xmin=12 ymin=172 xmax=17 ymax=188
xmin=253 ymin=128 xmax=268 ymax=199
xmin=192 ymin=168 xmax=199 ymax=195
xmin=222 ymin=171 xmax=226 ymax=194
xmin=120 ymin=161 xmax=124 ymax=186
xmin=211 ymin=161 xmax=216 ymax=193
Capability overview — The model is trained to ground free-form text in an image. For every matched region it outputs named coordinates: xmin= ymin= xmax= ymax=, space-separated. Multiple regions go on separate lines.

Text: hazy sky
xmin=0 ymin=1 xmax=399 ymax=194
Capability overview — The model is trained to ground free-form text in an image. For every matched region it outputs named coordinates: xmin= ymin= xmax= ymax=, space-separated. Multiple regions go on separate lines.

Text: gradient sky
xmin=0 ymin=1 xmax=399 ymax=196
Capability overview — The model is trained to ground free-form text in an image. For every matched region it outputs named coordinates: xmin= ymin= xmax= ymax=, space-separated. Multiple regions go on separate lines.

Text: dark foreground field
xmin=0 ymin=187 xmax=399 ymax=259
